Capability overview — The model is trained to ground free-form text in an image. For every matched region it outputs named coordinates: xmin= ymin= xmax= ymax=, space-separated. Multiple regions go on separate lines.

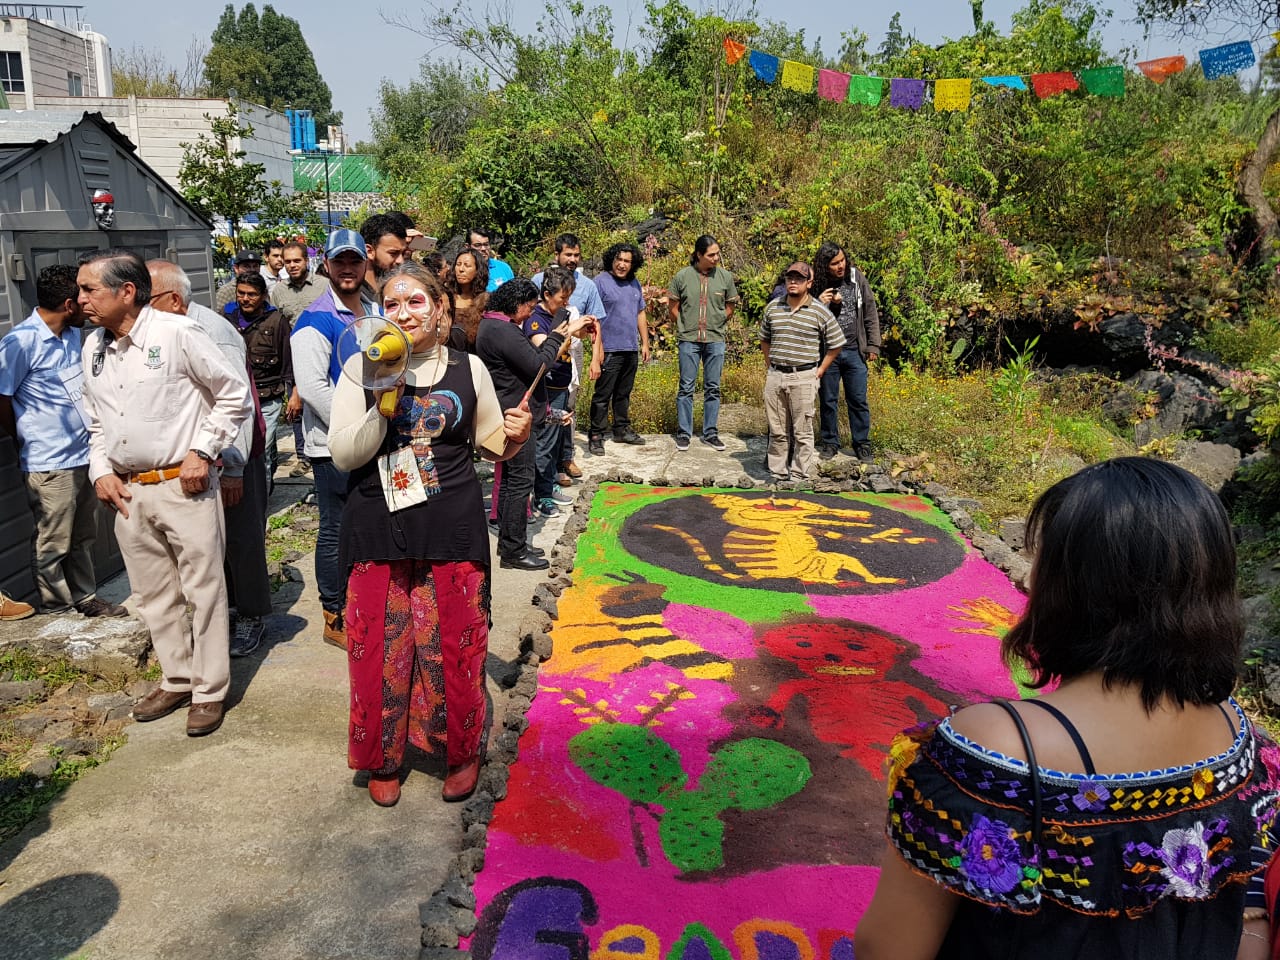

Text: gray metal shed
xmin=0 ymin=110 xmax=216 ymax=604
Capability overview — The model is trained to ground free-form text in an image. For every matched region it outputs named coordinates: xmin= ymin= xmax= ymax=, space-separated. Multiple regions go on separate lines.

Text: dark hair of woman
xmin=813 ymin=241 xmax=846 ymax=297
xmin=1002 ymin=456 xmax=1240 ymax=711
xmin=690 ymin=234 xmax=718 ymax=267
xmin=450 ymin=248 xmax=490 ymax=297
xmin=540 ymin=265 xmax=577 ymax=299
xmin=488 ymin=277 xmax=539 ymax=318
xmin=602 ymin=243 xmax=644 ymax=280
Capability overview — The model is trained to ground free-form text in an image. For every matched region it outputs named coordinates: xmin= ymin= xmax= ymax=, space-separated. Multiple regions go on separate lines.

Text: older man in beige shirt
xmin=79 ymin=250 xmax=253 ymax=737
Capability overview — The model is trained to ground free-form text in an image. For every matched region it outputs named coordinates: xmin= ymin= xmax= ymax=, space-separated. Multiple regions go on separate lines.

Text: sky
xmin=72 ymin=0 xmax=1248 ymax=143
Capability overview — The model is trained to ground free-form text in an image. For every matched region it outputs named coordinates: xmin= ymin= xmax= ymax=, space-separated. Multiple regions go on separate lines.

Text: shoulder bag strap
xmin=993 ymin=699 xmax=1042 ymax=850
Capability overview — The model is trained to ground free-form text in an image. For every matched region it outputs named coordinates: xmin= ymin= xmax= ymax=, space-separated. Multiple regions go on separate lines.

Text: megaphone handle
xmin=378 ymin=390 xmax=399 ymax=418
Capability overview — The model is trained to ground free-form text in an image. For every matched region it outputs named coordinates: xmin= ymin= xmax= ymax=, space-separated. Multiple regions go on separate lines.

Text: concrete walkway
xmin=0 ymin=432 xmax=771 ymax=960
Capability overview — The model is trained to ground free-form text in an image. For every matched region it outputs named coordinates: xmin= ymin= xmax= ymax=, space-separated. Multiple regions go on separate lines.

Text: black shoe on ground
xmin=526 ymin=544 xmax=546 ymax=558
xmin=818 ymin=445 xmax=837 ymax=461
xmin=76 ymin=596 xmax=129 ymax=618
xmin=856 ymin=444 xmax=874 ymax=462
xmin=675 ymin=434 xmax=690 ymax=452
xmin=588 ymin=437 xmax=605 ymax=456
xmin=500 ymin=552 xmax=550 ymax=571
xmin=613 ymin=431 xmax=646 ymax=445
xmin=701 ymin=435 xmax=727 ymax=452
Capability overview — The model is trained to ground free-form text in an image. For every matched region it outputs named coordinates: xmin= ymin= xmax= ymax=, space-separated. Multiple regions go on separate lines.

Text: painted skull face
xmin=91 ymin=189 xmax=115 ymax=229
xmin=382 ymin=277 xmax=444 ymax=352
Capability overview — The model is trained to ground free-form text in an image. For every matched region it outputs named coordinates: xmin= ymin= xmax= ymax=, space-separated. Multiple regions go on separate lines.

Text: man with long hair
xmin=812 ymin=242 xmax=880 ymax=461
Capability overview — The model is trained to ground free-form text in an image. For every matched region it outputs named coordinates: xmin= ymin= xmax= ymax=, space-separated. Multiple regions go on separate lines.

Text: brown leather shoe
xmin=322 ymin=610 xmax=346 ymax=650
xmin=369 ymin=771 xmax=401 ymax=807
xmin=0 ymin=592 xmax=34 ymax=621
xmin=442 ymin=758 xmax=481 ymax=802
xmin=131 ymin=687 xmax=192 ymax=721
xmin=186 ymin=701 xmax=224 ymax=737
xmin=75 ymin=596 xmax=129 ymax=618
xmin=561 ymin=461 xmax=583 ymax=479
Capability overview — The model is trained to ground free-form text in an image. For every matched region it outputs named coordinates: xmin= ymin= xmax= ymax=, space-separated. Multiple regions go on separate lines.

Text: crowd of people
xmin=4 ymin=216 xmax=1280 ymax=955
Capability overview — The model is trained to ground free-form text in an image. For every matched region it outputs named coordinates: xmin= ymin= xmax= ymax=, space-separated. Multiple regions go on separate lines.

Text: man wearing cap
xmin=292 ymin=229 xmax=379 ymax=650
xmin=79 ymin=249 xmax=253 ymax=737
xmin=759 ymin=261 xmax=845 ymax=482
xmin=0 ymin=264 xmax=126 ymax=617
xmin=215 ymin=250 xmax=264 ymax=311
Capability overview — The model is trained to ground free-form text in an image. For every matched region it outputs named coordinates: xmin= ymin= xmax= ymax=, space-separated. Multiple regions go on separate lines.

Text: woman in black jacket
xmin=475 ymin=278 xmax=591 ymax=569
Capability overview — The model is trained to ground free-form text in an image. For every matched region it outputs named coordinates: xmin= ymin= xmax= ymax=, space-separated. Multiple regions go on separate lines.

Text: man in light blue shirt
xmin=468 ymin=227 xmax=514 ymax=291
xmin=0 ymin=265 xmax=124 ymax=616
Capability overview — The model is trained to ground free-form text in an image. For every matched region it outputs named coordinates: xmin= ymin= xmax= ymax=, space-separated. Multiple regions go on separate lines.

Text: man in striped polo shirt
xmin=760 ymin=261 xmax=846 ymax=482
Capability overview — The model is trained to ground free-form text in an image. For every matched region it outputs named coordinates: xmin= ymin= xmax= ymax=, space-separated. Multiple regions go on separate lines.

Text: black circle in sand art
xmin=620 ymin=491 xmax=966 ymax=595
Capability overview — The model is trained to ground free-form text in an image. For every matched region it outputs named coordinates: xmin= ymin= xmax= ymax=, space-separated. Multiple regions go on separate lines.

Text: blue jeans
xmin=311 ymin=457 xmax=349 ymax=616
xmin=818 ymin=346 xmax=870 ymax=448
xmin=534 ymin=389 xmax=570 ymax=501
xmin=676 ymin=340 xmax=725 ymax=440
xmin=260 ymin=396 xmax=283 ymax=490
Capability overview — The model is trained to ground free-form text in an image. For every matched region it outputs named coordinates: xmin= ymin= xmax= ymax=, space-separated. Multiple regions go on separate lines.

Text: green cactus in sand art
xmin=568 ymin=722 xmax=811 ymax=873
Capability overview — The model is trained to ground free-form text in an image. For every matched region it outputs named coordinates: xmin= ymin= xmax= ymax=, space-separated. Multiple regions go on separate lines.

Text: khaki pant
xmin=24 ymin=466 xmax=99 ymax=611
xmin=764 ymin=367 xmax=819 ymax=480
xmin=114 ymin=475 xmax=229 ymax=703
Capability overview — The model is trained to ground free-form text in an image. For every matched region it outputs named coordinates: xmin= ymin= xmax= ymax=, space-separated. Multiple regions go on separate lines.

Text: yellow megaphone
xmin=367 ymin=332 xmax=406 ymax=364
xmin=338 ymin=316 xmax=412 ymax=419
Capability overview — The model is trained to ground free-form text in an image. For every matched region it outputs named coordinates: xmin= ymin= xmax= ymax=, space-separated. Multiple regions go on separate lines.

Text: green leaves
xmin=568 ymin=723 xmax=811 ymax=875
xmin=567 ymin=722 xmax=686 ymax=803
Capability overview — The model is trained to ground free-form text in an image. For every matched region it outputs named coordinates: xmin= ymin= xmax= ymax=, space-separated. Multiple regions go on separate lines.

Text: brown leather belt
xmin=120 ymin=464 xmax=183 ymax=485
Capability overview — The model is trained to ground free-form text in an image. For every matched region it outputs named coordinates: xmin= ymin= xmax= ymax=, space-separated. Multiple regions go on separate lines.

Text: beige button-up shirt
xmin=81 ymin=305 xmax=253 ymax=483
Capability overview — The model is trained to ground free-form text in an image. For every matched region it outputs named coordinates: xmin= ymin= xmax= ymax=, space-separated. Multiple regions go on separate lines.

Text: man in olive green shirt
xmin=270 ymin=241 xmax=325 ymax=326
xmin=667 ymin=234 xmax=738 ymax=452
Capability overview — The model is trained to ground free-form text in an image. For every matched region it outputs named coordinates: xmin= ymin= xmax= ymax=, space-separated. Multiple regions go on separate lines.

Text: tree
xmin=203 ymin=3 xmax=339 ymax=126
xmin=370 ymin=60 xmax=489 ymax=161
xmin=112 ymin=39 xmax=208 ymax=97
xmin=178 ymin=103 xmax=268 ymax=246
xmin=876 ymin=13 xmax=913 ymax=66
xmin=1136 ymin=0 xmax=1280 ymax=260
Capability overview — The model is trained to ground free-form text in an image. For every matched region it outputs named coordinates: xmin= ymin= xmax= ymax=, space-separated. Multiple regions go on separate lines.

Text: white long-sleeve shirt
xmin=81 ymin=305 xmax=253 ymax=483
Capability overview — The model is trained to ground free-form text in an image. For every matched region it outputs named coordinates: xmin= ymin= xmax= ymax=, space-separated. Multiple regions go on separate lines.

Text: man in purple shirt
xmin=589 ymin=242 xmax=650 ymax=454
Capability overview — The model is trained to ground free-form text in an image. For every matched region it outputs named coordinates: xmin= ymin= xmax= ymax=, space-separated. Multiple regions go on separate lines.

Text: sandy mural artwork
xmin=471 ymin=485 xmax=1026 ymax=959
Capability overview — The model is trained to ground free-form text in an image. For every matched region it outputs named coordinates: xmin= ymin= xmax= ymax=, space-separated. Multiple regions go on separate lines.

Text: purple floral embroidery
xmin=1071 ymin=780 xmax=1111 ymax=812
xmin=959 ymin=814 xmax=1024 ymax=894
xmin=1158 ymin=823 xmax=1213 ymax=898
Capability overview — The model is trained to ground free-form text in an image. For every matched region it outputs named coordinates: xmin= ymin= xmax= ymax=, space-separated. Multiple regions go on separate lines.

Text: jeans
xmin=534 ymin=389 xmax=570 ymax=501
xmin=291 ymin=416 xmax=309 ymax=465
xmin=589 ymin=351 xmax=640 ymax=438
xmin=676 ymin=340 xmax=725 ymax=440
xmin=311 ymin=456 xmax=349 ymax=615
xmin=819 ymin=346 xmax=870 ymax=448
xmin=260 ymin=396 xmax=283 ymax=490
xmin=497 ymin=438 xmax=536 ymax=558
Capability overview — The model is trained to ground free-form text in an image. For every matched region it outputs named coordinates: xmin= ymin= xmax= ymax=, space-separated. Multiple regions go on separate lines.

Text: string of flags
xmin=722 ymin=35 xmax=1265 ymax=111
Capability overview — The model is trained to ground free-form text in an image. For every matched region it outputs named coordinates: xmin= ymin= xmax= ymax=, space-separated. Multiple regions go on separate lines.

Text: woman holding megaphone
xmin=329 ymin=262 xmax=532 ymax=807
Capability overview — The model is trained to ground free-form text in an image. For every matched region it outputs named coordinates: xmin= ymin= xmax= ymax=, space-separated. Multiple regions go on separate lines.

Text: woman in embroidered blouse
xmin=857 ymin=457 xmax=1280 ymax=960
xmin=328 ymin=263 xmax=531 ymax=808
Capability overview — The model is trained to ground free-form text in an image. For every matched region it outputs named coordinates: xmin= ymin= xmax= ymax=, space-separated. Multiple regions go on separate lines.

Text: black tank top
xmin=339 ymin=352 xmax=489 ymax=571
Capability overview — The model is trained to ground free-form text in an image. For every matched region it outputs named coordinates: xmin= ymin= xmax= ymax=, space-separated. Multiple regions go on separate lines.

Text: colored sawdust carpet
xmin=472 ymin=485 xmax=1026 ymax=959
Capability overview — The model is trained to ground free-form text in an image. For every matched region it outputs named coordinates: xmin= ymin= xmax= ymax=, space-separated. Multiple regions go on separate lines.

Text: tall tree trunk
xmin=1237 ymin=103 xmax=1280 ymax=263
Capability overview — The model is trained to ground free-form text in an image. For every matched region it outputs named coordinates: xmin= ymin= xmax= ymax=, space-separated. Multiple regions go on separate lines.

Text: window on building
xmin=0 ymin=52 xmax=23 ymax=93
xmin=67 ymin=72 xmax=82 ymax=96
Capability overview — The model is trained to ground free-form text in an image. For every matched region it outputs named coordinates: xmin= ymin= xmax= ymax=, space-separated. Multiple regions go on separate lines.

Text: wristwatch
xmin=192 ymin=449 xmax=214 ymax=463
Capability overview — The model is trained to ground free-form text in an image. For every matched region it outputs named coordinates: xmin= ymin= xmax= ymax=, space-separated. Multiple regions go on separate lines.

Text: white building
xmin=0 ymin=4 xmax=292 ymax=193
xmin=0 ymin=5 xmax=111 ymax=108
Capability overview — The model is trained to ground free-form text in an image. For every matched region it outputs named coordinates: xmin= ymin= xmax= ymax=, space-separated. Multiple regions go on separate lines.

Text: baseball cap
xmin=784 ymin=261 xmax=812 ymax=279
xmin=325 ymin=228 xmax=368 ymax=260
xmin=234 ymin=249 xmax=263 ymax=264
